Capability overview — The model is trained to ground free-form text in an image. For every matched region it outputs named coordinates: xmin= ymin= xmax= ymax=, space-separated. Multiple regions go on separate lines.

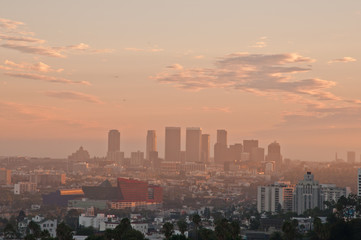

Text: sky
xmin=0 ymin=0 xmax=360 ymax=161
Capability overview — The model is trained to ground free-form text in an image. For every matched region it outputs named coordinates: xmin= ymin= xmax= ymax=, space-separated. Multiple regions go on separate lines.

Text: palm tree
xmin=192 ymin=214 xmax=201 ymax=240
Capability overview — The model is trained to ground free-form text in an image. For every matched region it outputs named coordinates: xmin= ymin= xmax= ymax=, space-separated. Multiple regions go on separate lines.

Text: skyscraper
xmin=186 ymin=127 xmax=202 ymax=162
xmin=108 ymin=129 xmax=120 ymax=152
xmin=266 ymin=141 xmax=282 ymax=166
xmin=201 ymin=134 xmax=210 ymax=163
xmin=107 ymin=130 xmax=121 ymax=161
xmin=243 ymin=140 xmax=259 ymax=153
xmin=228 ymin=144 xmax=242 ymax=162
xmin=146 ymin=130 xmax=157 ymax=160
xmin=165 ymin=127 xmax=181 ymax=162
xmin=251 ymin=147 xmax=265 ymax=162
xmin=214 ymin=129 xmax=228 ymax=164
xmin=217 ymin=129 xmax=227 ymax=146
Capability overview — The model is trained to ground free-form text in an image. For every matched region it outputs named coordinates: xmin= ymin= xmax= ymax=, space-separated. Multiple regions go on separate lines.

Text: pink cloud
xmin=44 ymin=91 xmax=103 ymax=104
xmin=4 ymin=72 xmax=91 ymax=85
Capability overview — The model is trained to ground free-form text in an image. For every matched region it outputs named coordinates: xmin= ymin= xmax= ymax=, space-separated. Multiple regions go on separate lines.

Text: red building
xmin=116 ymin=178 xmax=162 ymax=203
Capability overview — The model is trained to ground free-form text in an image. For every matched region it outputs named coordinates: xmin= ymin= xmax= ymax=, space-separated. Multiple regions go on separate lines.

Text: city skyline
xmin=0 ymin=1 xmax=361 ymax=161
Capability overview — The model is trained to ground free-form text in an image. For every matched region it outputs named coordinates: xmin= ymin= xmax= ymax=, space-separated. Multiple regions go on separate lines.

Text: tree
xmin=17 ymin=210 xmax=26 ymax=223
xmin=162 ymin=222 xmax=174 ymax=240
xmin=269 ymin=231 xmax=282 ymax=240
xmin=65 ymin=209 xmax=79 ymax=230
xmin=76 ymin=226 xmax=95 ymax=236
xmin=27 ymin=221 xmax=41 ymax=237
xmin=198 ymin=228 xmax=216 ymax=240
xmin=192 ymin=214 xmax=201 ymax=240
xmin=121 ymin=228 xmax=145 ymax=240
xmin=282 ymin=220 xmax=298 ymax=240
xmin=4 ymin=223 xmax=17 ymax=240
xmin=56 ymin=222 xmax=73 ymax=240
xmin=113 ymin=218 xmax=132 ymax=240
xmin=177 ymin=220 xmax=188 ymax=236
xmin=230 ymin=220 xmax=240 ymax=240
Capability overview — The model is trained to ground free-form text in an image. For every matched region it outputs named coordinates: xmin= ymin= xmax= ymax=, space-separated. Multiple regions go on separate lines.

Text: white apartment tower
xmin=257 ymin=181 xmax=294 ymax=213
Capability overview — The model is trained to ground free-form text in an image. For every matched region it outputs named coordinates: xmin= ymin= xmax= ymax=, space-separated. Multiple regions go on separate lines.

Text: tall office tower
xmin=186 ymin=127 xmax=202 ymax=162
xmin=257 ymin=181 xmax=294 ymax=213
xmin=358 ymin=169 xmax=361 ymax=197
xmin=214 ymin=129 xmax=228 ymax=164
xmin=243 ymin=140 xmax=259 ymax=153
xmin=266 ymin=141 xmax=283 ymax=165
xmin=146 ymin=130 xmax=157 ymax=160
xmin=165 ymin=127 xmax=181 ymax=162
xmin=347 ymin=151 xmax=356 ymax=163
xmin=228 ymin=144 xmax=243 ymax=162
xmin=108 ymin=130 xmax=120 ymax=152
xmin=251 ymin=147 xmax=265 ymax=162
xmin=201 ymin=134 xmax=210 ymax=163
xmin=217 ymin=129 xmax=227 ymax=146
xmin=107 ymin=129 xmax=121 ymax=161
xmin=293 ymin=172 xmax=322 ymax=215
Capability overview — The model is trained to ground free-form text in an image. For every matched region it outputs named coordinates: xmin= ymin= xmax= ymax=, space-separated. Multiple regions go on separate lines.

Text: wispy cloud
xmin=0 ymin=18 xmax=113 ymax=58
xmin=5 ymin=72 xmax=91 ymax=85
xmin=202 ymin=106 xmax=231 ymax=113
xmin=328 ymin=57 xmax=356 ymax=64
xmin=166 ymin=64 xmax=183 ymax=70
xmin=4 ymin=60 xmax=63 ymax=73
xmin=124 ymin=47 xmax=164 ymax=52
xmin=250 ymin=37 xmax=268 ymax=48
xmin=44 ymin=91 xmax=103 ymax=104
xmin=1 ymin=43 xmax=66 ymax=58
xmin=0 ymin=33 xmax=45 ymax=43
xmin=153 ymin=53 xmax=329 ymax=100
xmin=0 ymin=18 xmax=23 ymax=30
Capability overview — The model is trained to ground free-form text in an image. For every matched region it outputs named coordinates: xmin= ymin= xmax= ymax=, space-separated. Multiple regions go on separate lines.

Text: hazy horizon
xmin=1 ymin=1 xmax=360 ymax=162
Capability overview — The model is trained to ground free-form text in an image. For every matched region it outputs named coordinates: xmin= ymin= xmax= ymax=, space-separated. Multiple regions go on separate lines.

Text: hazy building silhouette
xmin=130 ymin=151 xmax=144 ymax=166
xmin=201 ymin=134 xmax=210 ymax=162
xmin=266 ymin=142 xmax=283 ymax=168
xmin=68 ymin=146 xmax=90 ymax=162
xmin=251 ymin=147 xmax=265 ymax=162
xmin=186 ymin=127 xmax=202 ymax=162
xmin=347 ymin=151 xmax=356 ymax=163
xmin=107 ymin=129 xmax=122 ymax=161
xmin=165 ymin=127 xmax=181 ymax=162
xmin=243 ymin=140 xmax=259 ymax=153
xmin=146 ymin=130 xmax=157 ymax=160
xmin=149 ymin=151 xmax=160 ymax=169
xmin=228 ymin=144 xmax=243 ymax=162
xmin=214 ymin=129 xmax=228 ymax=164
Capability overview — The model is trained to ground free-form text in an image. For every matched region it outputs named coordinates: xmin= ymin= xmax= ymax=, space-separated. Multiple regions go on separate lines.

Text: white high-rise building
xmin=293 ymin=172 xmax=322 ymax=215
xmin=257 ymin=181 xmax=294 ymax=213
xmin=358 ymin=169 xmax=361 ymax=197
xmin=321 ymin=184 xmax=350 ymax=203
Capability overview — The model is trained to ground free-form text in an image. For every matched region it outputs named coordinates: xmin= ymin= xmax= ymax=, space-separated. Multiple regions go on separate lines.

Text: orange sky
xmin=0 ymin=1 xmax=360 ymax=161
